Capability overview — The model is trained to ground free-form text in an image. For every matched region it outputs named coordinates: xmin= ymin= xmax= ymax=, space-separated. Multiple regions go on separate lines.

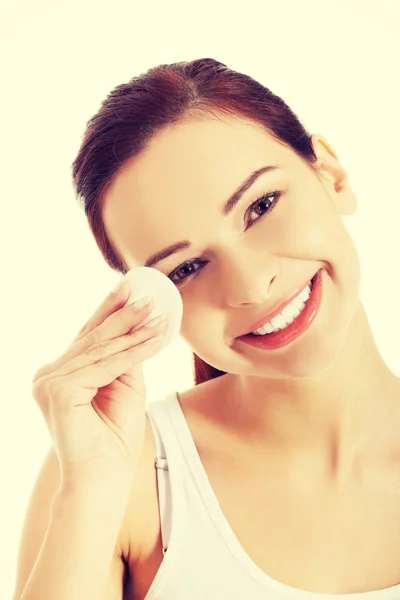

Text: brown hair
xmin=71 ymin=58 xmax=318 ymax=385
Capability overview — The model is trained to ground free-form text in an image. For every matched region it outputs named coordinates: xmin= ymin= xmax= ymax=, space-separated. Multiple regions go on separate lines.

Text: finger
xmin=55 ymin=316 xmax=166 ymax=379
xmin=75 ymin=335 xmax=164 ymax=395
xmin=72 ymin=278 xmax=131 ymax=344
xmin=32 ymin=279 xmax=131 ymax=382
xmin=37 ymin=295 xmax=155 ymax=380
xmin=36 ymin=330 xmax=165 ymax=411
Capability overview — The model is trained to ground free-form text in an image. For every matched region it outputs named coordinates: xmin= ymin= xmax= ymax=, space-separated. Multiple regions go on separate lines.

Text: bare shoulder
xmin=120 ymin=382 xmax=229 ymax=598
xmin=122 ymin=380 xmax=221 ymax=558
xmin=118 ymin=409 xmax=171 ymax=600
xmin=119 ymin=412 xmax=163 ymax=565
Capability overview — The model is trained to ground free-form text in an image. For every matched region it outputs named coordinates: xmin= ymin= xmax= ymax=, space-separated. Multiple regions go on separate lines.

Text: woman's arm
xmin=12 ymin=447 xmax=132 ymax=600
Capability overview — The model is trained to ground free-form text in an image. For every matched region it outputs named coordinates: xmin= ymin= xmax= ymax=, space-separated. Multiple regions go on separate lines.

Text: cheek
xmin=180 ymin=297 xmax=222 ymax=346
xmin=272 ymin=191 xmax=339 ymax=255
xmin=280 ymin=192 xmax=360 ymax=288
xmin=262 ymin=211 xmax=325 ymax=258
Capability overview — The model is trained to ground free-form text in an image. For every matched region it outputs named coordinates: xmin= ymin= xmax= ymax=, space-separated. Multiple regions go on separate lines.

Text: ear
xmin=310 ymin=134 xmax=357 ymax=216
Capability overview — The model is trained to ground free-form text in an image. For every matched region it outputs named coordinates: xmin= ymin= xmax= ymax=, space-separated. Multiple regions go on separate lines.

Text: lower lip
xmin=237 ymin=269 xmax=323 ymax=350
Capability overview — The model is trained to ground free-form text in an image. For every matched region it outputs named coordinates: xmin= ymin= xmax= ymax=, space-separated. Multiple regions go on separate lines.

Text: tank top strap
xmin=146 ymin=391 xmax=184 ymax=556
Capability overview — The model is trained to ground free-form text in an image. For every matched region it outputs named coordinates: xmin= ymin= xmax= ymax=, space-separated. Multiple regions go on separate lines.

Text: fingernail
xmin=133 ymin=295 xmax=152 ymax=309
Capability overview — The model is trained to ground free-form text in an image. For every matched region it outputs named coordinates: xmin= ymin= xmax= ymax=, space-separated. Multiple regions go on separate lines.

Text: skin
xmin=102 ymin=114 xmax=400 ymax=489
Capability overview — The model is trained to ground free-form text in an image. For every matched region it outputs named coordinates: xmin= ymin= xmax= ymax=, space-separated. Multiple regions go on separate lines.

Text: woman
xmin=12 ymin=58 xmax=400 ymax=600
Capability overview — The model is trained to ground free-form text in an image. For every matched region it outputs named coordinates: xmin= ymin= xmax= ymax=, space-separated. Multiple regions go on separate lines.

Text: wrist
xmin=57 ymin=468 xmax=135 ymax=507
xmin=59 ymin=457 xmax=138 ymax=494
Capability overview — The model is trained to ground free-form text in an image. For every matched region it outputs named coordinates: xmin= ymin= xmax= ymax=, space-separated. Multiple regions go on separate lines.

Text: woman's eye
xmin=246 ymin=190 xmax=281 ymax=228
xmin=167 ymin=190 xmax=282 ymax=287
xmin=168 ymin=259 xmax=206 ymax=286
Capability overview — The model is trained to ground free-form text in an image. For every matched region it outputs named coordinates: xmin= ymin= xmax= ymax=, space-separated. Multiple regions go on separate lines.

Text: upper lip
xmin=238 ymin=271 xmax=317 ymax=337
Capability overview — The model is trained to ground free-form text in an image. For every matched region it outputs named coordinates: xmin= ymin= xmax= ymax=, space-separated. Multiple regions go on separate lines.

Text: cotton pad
xmin=123 ymin=266 xmax=183 ymax=354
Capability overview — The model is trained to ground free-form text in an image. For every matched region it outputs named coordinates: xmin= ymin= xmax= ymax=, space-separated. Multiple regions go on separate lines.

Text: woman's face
xmin=103 ymin=114 xmax=360 ymax=379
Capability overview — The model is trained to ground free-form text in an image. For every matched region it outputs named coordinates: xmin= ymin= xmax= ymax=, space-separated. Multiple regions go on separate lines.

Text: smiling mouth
xmin=235 ymin=268 xmax=323 ymax=350
xmin=240 ymin=272 xmax=318 ymax=338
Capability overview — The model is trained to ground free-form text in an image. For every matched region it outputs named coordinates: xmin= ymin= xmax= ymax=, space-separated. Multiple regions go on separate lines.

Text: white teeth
xmin=291 ymin=296 xmax=306 ymax=310
xmin=299 ymin=288 xmax=311 ymax=303
xmin=258 ymin=321 xmax=275 ymax=334
xmin=251 ymin=280 xmax=312 ymax=336
xmin=281 ymin=304 xmax=297 ymax=319
xmin=270 ymin=314 xmax=287 ymax=330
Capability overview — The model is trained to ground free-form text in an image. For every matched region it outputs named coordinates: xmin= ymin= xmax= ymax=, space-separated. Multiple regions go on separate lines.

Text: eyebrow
xmin=144 ymin=165 xmax=280 ymax=268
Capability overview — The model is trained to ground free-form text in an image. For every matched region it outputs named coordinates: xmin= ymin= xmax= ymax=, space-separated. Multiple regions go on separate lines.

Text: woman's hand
xmin=32 ymin=279 xmax=166 ymax=487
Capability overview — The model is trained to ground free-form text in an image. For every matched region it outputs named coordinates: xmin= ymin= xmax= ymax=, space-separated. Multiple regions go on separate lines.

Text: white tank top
xmin=144 ymin=391 xmax=400 ymax=599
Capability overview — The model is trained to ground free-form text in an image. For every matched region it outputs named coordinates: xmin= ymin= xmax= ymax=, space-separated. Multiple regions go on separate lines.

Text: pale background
xmin=1 ymin=0 xmax=399 ymax=596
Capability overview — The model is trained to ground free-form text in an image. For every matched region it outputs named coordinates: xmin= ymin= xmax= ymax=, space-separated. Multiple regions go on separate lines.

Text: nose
xmin=219 ymin=254 xmax=278 ymax=308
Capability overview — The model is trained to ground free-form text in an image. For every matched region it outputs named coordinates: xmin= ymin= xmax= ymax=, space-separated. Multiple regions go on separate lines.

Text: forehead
xmin=102 ymin=114 xmax=292 ymax=266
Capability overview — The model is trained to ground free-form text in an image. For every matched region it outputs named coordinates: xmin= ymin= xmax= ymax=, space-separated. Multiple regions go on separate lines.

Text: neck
xmin=221 ymin=301 xmax=400 ymax=475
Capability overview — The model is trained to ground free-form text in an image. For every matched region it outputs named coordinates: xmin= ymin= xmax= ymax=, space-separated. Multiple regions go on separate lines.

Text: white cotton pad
xmin=123 ymin=266 xmax=183 ymax=354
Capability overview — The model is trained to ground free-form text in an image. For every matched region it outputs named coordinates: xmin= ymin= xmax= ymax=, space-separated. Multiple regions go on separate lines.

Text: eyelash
xmin=167 ymin=190 xmax=282 ymax=287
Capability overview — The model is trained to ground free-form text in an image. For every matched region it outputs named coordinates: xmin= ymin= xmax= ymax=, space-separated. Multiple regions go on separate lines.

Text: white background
xmin=1 ymin=0 xmax=399 ymax=596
